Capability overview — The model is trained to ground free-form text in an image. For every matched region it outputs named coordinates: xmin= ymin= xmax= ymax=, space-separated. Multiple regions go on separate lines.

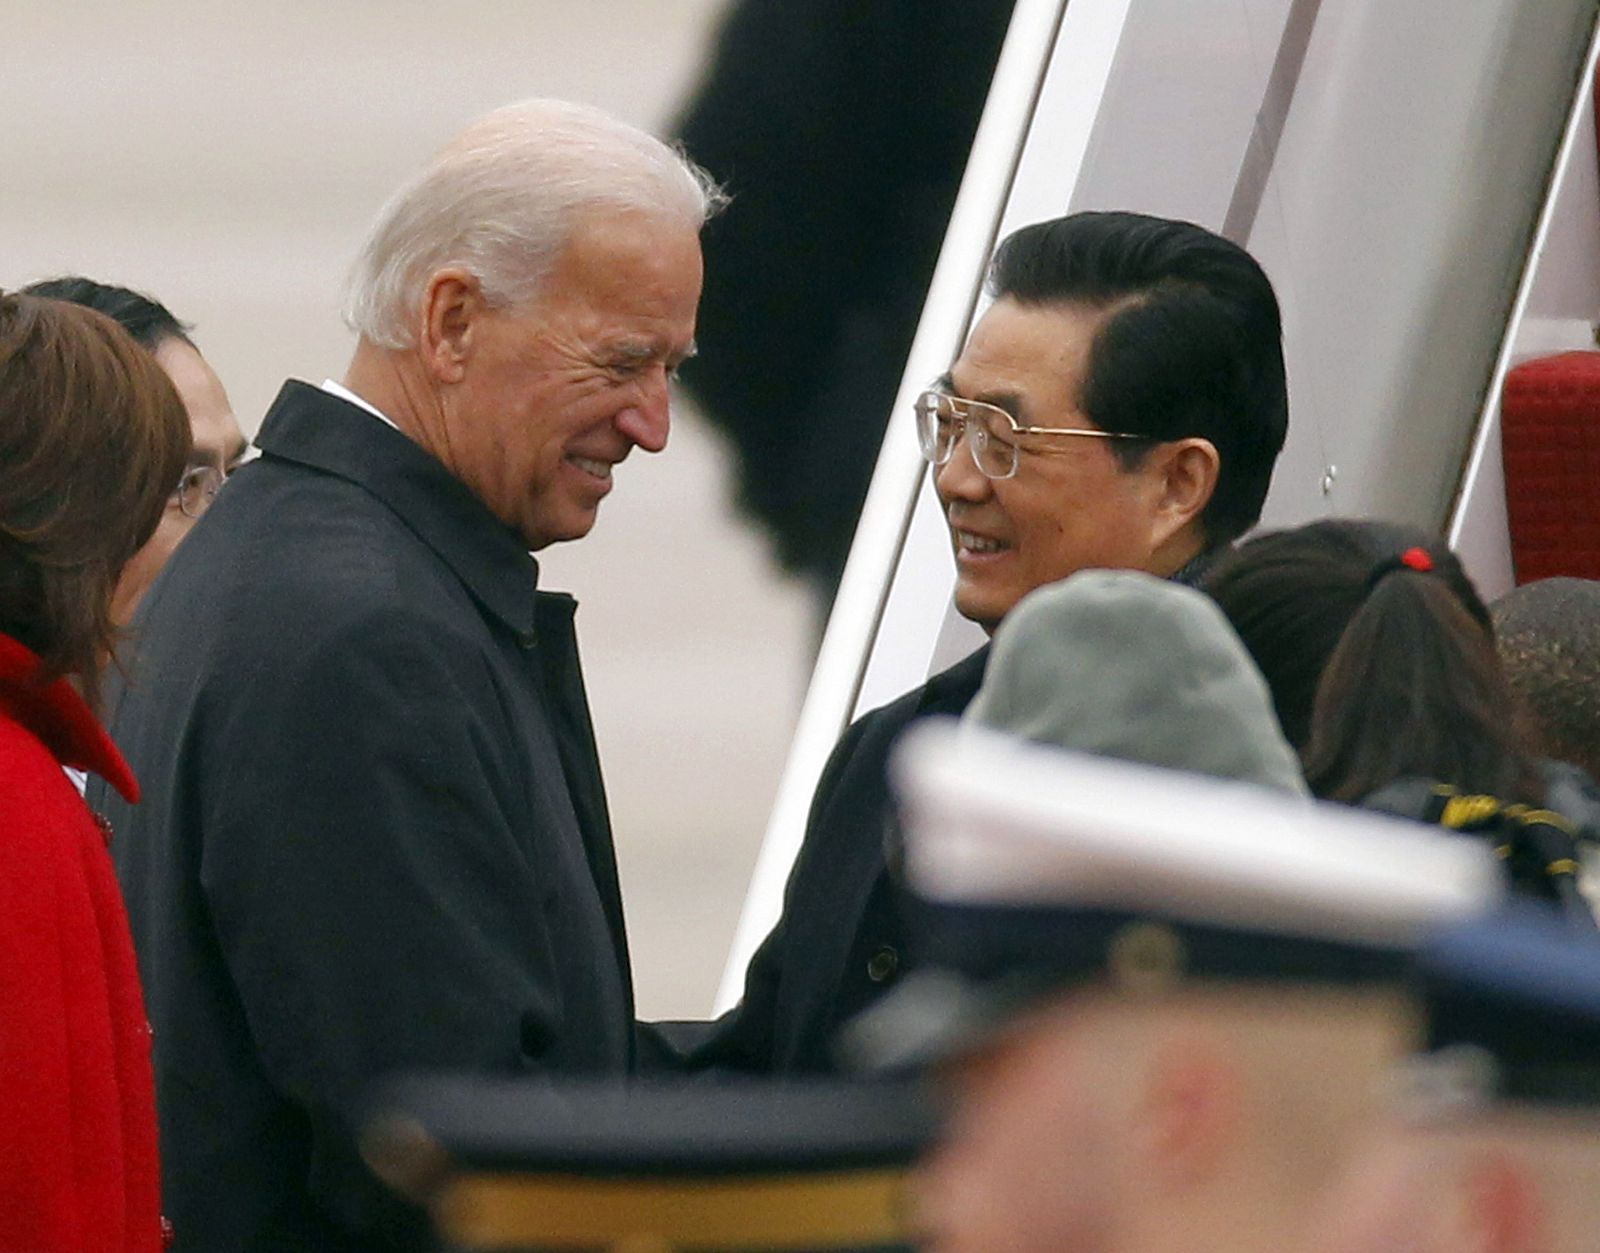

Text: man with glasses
xmin=683 ymin=210 xmax=1290 ymax=1075
xmin=21 ymin=277 xmax=247 ymax=622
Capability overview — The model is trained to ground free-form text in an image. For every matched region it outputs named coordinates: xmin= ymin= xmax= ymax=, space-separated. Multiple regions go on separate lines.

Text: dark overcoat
xmin=91 ymin=381 xmax=636 ymax=1251
xmin=676 ymin=647 xmax=988 ymax=1074
xmin=673 ymin=552 xmax=1226 ymax=1075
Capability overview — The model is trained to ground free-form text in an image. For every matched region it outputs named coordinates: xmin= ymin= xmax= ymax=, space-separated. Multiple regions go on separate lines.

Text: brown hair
xmin=0 ymin=293 xmax=190 ymax=708
xmin=1203 ymin=519 xmax=1542 ymax=805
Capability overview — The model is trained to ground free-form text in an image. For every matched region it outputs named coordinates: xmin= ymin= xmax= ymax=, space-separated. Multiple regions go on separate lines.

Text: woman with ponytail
xmin=1203 ymin=519 xmax=1596 ymax=921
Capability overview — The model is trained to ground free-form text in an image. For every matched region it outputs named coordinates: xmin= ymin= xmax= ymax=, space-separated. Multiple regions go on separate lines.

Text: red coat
xmin=0 ymin=633 xmax=164 ymax=1252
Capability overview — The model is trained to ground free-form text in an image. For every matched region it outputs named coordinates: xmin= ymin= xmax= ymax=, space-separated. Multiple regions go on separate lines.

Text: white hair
xmin=342 ymin=98 xmax=725 ymax=348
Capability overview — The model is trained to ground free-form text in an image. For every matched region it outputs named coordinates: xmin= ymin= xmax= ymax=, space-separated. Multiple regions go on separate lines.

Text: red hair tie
xmin=1366 ymin=546 xmax=1437 ymax=592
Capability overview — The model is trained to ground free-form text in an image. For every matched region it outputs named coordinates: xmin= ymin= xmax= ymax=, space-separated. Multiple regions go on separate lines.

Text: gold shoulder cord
xmin=439 ymin=1167 xmax=914 ymax=1250
xmin=1438 ymin=793 xmax=1502 ymax=830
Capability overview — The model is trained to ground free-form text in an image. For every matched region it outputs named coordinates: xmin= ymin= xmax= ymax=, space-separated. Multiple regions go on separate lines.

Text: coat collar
xmin=921 ymin=643 xmax=990 ymax=712
xmin=923 ymin=546 xmax=1226 ymax=708
xmin=1171 ymin=544 xmax=1227 ymax=589
xmin=254 ymin=380 xmax=543 ymax=640
xmin=0 ymin=634 xmax=137 ymax=801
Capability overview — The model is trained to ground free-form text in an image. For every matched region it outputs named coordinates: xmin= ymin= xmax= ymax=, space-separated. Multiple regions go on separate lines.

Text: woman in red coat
xmin=0 ymin=292 xmax=190 ymax=1251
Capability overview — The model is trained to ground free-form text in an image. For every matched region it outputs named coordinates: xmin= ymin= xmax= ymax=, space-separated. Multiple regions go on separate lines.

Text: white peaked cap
xmin=892 ymin=720 xmax=1504 ymax=949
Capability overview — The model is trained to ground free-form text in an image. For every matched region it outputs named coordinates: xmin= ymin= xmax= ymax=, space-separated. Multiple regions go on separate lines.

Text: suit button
xmin=866 ymin=945 xmax=899 ymax=984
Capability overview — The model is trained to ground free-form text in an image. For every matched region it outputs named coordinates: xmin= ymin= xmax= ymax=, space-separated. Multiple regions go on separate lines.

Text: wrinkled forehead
xmin=534 ymin=210 xmax=704 ymax=345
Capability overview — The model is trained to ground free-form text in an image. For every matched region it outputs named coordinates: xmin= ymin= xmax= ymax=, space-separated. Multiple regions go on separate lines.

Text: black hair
xmin=1492 ymin=577 xmax=1600 ymax=781
xmin=988 ymin=211 xmax=1288 ymax=543
xmin=20 ymin=276 xmax=192 ymax=352
xmin=1202 ymin=519 xmax=1541 ymax=805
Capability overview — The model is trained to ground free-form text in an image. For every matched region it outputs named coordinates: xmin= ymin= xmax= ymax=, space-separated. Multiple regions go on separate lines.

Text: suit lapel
xmin=530 ymin=594 xmax=633 ymax=991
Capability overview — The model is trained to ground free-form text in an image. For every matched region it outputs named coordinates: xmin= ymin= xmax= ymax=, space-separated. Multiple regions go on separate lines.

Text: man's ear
xmin=1461 ymin=1150 xmax=1550 ymax=1253
xmin=1132 ymin=1034 xmax=1240 ymax=1194
xmin=417 ymin=268 xmax=483 ymax=385
xmin=1147 ymin=437 xmax=1220 ymax=550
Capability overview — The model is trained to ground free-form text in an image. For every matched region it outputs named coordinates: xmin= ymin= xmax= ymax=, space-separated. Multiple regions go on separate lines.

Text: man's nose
xmin=615 ymin=370 xmax=671 ymax=453
xmin=934 ymin=435 xmax=992 ymax=502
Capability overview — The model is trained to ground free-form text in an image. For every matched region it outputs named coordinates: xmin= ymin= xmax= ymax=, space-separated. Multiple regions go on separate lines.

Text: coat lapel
xmin=530 ymin=593 xmax=632 ymax=990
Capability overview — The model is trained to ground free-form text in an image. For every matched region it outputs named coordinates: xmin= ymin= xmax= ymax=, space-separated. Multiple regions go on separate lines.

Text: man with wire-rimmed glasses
xmin=685 ymin=210 xmax=1290 ymax=1077
xmin=21 ymin=276 xmax=248 ymax=624
xmin=913 ymin=377 xmax=1166 ymax=632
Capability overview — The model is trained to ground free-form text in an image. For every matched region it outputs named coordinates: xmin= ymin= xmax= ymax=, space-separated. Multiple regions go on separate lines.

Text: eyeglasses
xmin=913 ymin=389 xmax=1147 ymax=480
xmin=173 ymin=463 xmax=225 ymax=519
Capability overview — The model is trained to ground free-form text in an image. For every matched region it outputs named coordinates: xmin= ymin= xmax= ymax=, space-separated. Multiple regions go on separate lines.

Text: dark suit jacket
xmin=677 ymin=647 xmax=989 ymax=1075
xmin=92 ymin=382 xmax=636 ymax=1251
xmin=673 ymin=551 xmax=1228 ymax=1076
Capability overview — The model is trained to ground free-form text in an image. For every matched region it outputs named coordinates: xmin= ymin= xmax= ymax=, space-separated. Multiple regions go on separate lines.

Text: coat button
xmin=866 ymin=945 xmax=899 ymax=984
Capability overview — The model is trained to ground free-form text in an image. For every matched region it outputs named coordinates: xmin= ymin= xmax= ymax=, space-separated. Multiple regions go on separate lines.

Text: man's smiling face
xmin=441 ymin=209 xmax=703 ymax=550
xmin=937 ymin=297 xmax=1175 ymax=632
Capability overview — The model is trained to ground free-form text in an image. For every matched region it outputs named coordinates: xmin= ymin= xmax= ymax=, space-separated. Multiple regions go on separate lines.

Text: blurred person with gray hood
xmin=964 ymin=568 xmax=1306 ymax=795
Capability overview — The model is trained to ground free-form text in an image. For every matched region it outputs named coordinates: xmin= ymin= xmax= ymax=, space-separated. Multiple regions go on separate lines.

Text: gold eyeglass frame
xmin=913 ymin=389 xmax=1147 ymax=480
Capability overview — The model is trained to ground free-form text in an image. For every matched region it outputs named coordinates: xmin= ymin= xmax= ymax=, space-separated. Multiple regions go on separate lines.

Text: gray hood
xmin=965 ymin=569 xmax=1307 ymax=795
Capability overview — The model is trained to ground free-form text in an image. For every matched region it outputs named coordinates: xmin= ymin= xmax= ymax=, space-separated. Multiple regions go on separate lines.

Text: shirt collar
xmin=321 ymin=378 xmax=400 ymax=431
xmin=255 ymin=380 xmax=542 ymax=640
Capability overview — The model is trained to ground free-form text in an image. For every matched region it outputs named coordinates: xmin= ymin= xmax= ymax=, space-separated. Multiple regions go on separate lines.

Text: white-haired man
xmin=91 ymin=99 xmax=719 ymax=1251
